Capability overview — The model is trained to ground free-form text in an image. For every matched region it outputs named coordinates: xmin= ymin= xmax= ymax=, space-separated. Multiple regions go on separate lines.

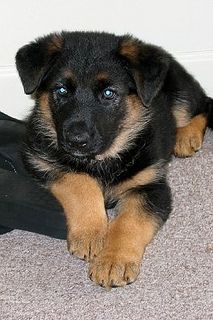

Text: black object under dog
xmin=0 ymin=111 xmax=66 ymax=239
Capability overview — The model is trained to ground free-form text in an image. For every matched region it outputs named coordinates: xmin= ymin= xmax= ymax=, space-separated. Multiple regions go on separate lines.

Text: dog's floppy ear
xmin=119 ymin=37 xmax=170 ymax=107
xmin=16 ymin=33 xmax=64 ymax=94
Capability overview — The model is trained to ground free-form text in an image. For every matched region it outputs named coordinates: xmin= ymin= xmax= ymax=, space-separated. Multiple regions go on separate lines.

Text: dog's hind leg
xmin=174 ymin=114 xmax=208 ymax=157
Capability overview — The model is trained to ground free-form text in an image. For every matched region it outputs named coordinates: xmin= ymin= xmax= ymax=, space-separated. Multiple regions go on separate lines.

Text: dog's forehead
xmin=59 ymin=32 xmax=122 ymax=74
xmin=57 ymin=47 xmax=126 ymax=84
xmin=63 ymin=31 xmax=121 ymax=55
xmin=59 ymin=62 xmax=127 ymax=87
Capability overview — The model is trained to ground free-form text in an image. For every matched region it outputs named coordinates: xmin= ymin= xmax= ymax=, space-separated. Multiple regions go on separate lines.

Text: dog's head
xmin=16 ymin=31 xmax=169 ymax=160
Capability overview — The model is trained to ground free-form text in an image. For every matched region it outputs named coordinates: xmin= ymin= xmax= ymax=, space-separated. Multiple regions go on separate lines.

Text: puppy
xmin=16 ymin=31 xmax=213 ymax=288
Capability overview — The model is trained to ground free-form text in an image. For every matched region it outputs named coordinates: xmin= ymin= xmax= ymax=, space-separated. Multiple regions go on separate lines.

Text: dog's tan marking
xmin=89 ymin=193 xmax=159 ymax=288
xmin=36 ymin=92 xmax=58 ymax=146
xmin=120 ymin=39 xmax=140 ymax=62
xmin=26 ymin=152 xmax=62 ymax=179
xmin=50 ymin=173 xmax=107 ymax=261
xmin=107 ymin=162 xmax=165 ymax=200
xmin=96 ymin=72 xmax=109 ymax=82
xmin=173 ymin=105 xmax=191 ymax=128
xmin=28 ymin=155 xmax=56 ymax=174
xmin=63 ymin=69 xmax=76 ymax=83
xmin=174 ymin=114 xmax=207 ymax=157
xmin=48 ymin=34 xmax=64 ymax=54
xmin=96 ymin=95 xmax=150 ymax=160
xmin=38 ymin=93 xmax=53 ymax=123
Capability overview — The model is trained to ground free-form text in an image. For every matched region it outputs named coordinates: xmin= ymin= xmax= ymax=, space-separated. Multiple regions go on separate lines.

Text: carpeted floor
xmin=0 ymin=130 xmax=212 ymax=320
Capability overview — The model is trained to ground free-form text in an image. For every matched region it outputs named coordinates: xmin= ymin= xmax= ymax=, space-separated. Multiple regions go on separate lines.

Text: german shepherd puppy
xmin=16 ymin=31 xmax=213 ymax=288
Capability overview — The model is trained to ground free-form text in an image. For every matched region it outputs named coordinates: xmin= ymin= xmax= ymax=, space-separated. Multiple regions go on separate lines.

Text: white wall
xmin=0 ymin=0 xmax=213 ymax=119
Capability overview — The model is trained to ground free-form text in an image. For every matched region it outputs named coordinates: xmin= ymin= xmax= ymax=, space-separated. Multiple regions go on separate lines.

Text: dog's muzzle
xmin=61 ymin=121 xmax=102 ymax=158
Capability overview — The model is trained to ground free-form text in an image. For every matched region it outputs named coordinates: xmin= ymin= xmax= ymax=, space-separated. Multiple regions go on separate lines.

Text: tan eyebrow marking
xmin=62 ymin=69 xmax=76 ymax=82
xmin=96 ymin=72 xmax=110 ymax=82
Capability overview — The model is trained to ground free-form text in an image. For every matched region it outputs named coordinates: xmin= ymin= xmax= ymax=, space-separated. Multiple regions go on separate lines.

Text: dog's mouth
xmin=60 ymin=142 xmax=104 ymax=160
xmin=58 ymin=130 xmax=117 ymax=161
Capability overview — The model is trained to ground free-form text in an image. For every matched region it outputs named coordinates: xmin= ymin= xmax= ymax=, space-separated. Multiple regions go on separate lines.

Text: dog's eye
xmin=102 ymin=88 xmax=116 ymax=100
xmin=55 ymin=85 xmax=68 ymax=96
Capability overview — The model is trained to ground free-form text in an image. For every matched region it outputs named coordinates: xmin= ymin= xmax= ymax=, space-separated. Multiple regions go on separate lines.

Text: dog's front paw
xmin=89 ymin=250 xmax=141 ymax=288
xmin=67 ymin=220 xmax=107 ymax=262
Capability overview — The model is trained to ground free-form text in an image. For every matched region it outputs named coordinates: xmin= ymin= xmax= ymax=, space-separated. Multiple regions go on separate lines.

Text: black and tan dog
xmin=16 ymin=31 xmax=213 ymax=288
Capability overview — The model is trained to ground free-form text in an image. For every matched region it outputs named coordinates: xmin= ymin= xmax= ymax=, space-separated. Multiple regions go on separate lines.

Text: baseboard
xmin=0 ymin=65 xmax=33 ymax=119
xmin=0 ymin=51 xmax=213 ymax=119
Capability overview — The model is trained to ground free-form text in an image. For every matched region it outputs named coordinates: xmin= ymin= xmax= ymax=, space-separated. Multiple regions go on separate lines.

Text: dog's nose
xmin=64 ymin=127 xmax=90 ymax=148
xmin=68 ymin=132 xmax=89 ymax=148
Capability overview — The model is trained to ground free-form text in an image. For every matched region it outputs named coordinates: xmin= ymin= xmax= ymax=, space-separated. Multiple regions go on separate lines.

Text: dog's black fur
xmin=16 ymin=31 xmax=213 ymax=286
xmin=16 ymin=31 xmax=212 ymax=204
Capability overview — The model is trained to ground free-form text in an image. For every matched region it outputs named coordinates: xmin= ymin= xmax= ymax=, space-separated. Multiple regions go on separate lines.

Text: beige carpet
xmin=0 ymin=130 xmax=212 ymax=320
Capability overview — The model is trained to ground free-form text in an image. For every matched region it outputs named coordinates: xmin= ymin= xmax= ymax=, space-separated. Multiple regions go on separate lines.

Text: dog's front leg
xmin=51 ymin=173 xmax=107 ymax=262
xmin=89 ymin=181 xmax=171 ymax=288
